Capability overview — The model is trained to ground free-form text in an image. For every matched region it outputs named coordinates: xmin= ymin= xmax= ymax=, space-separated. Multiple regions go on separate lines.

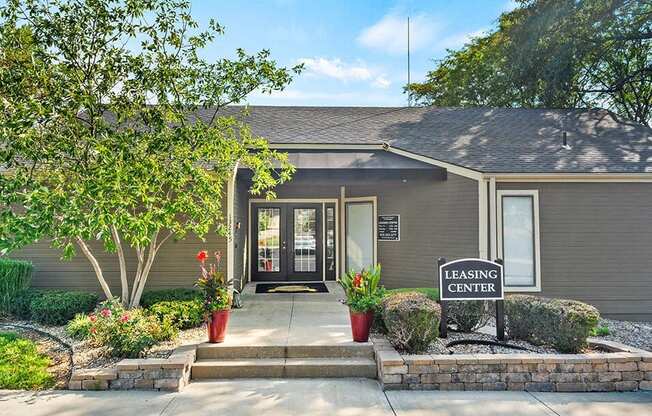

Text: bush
xmin=29 ymin=291 xmax=99 ymax=325
xmin=140 ymin=288 xmax=200 ymax=308
xmin=0 ymin=332 xmax=54 ymax=390
xmin=9 ymin=289 xmax=45 ymax=319
xmin=68 ymin=299 xmax=177 ymax=358
xmin=0 ymin=258 xmax=33 ymax=314
xmin=385 ymin=287 xmax=439 ymax=302
xmin=66 ymin=313 xmax=94 ymax=340
xmin=148 ymin=300 xmax=204 ymax=329
xmin=382 ymin=292 xmax=441 ymax=353
xmin=446 ymin=300 xmax=489 ymax=332
xmin=505 ymin=295 xmax=600 ymax=353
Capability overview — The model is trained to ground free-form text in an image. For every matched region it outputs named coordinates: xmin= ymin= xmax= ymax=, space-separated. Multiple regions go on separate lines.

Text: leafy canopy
xmin=0 ymin=0 xmax=300 ymax=305
xmin=408 ymin=0 xmax=652 ymax=126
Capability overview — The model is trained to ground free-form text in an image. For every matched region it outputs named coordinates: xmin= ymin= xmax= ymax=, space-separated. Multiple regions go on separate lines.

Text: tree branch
xmin=110 ymin=225 xmax=129 ymax=305
xmin=76 ymin=237 xmax=113 ymax=300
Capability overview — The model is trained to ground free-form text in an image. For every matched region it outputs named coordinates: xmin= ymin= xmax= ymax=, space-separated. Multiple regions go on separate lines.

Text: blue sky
xmin=191 ymin=0 xmax=517 ymax=107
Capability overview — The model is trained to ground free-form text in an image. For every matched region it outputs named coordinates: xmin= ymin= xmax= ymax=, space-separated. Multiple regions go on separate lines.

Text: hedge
xmin=140 ymin=288 xmax=200 ymax=308
xmin=382 ymin=292 xmax=440 ymax=353
xmin=385 ymin=287 xmax=439 ymax=302
xmin=505 ymin=295 xmax=600 ymax=353
xmin=147 ymin=300 xmax=204 ymax=329
xmin=0 ymin=258 xmax=33 ymax=314
xmin=11 ymin=289 xmax=99 ymax=325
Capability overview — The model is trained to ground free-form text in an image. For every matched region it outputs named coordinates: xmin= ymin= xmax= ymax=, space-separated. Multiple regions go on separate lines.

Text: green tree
xmin=0 ymin=0 xmax=300 ymax=307
xmin=408 ymin=0 xmax=652 ymax=126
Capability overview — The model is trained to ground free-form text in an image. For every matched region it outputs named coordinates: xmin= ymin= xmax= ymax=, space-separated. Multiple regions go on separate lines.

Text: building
xmin=18 ymin=106 xmax=652 ymax=320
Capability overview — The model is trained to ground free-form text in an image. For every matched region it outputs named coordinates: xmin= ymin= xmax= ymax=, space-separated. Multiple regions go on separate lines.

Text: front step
xmin=196 ymin=342 xmax=374 ymax=360
xmin=191 ymin=357 xmax=377 ymax=379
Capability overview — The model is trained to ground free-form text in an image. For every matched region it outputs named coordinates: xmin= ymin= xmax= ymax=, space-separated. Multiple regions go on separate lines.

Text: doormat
xmin=255 ymin=282 xmax=329 ymax=294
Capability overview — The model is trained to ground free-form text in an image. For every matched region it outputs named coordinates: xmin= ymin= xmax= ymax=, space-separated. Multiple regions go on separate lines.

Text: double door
xmin=252 ymin=203 xmax=324 ymax=281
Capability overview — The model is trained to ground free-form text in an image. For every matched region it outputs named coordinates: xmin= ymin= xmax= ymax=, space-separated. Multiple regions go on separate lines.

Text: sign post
xmin=437 ymin=257 xmax=505 ymax=340
xmin=437 ymin=257 xmax=448 ymax=338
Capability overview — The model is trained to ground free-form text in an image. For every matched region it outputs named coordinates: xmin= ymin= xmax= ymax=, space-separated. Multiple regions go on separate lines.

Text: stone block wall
xmin=372 ymin=336 xmax=652 ymax=392
xmin=69 ymin=345 xmax=196 ymax=392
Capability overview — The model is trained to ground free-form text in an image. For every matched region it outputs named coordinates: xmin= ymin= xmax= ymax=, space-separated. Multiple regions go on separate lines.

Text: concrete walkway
xmin=1 ymin=379 xmax=651 ymax=416
xmin=224 ymin=282 xmax=353 ymax=346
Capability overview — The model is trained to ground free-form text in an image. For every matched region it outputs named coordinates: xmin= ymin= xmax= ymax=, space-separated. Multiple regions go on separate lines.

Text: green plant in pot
xmin=195 ymin=250 xmax=232 ymax=343
xmin=340 ymin=264 xmax=385 ymax=342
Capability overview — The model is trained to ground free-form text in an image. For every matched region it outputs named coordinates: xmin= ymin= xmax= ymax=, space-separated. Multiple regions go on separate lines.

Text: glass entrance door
xmin=252 ymin=203 xmax=323 ymax=281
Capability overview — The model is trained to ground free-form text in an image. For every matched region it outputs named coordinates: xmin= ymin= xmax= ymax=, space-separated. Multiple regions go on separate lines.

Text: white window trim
xmin=343 ymin=196 xmax=378 ymax=275
xmin=496 ymin=190 xmax=541 ymax=292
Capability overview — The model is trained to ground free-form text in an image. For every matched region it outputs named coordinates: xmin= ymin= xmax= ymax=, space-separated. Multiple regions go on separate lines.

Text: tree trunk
xmin=128 ymin=231 xmax=160 ymax=308
xmin=111 ymin=225 xmax=129 ymax=306
xmin=76 ymin=237 xmax=113 ymax=300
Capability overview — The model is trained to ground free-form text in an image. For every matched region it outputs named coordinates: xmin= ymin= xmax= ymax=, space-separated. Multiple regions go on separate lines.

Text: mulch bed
xmin=1 ymin=318 xmax=208 ymax=373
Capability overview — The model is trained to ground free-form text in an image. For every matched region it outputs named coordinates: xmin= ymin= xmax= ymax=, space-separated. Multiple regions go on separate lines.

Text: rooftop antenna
xmin=407 ymin=16 xmax=411 ymax=107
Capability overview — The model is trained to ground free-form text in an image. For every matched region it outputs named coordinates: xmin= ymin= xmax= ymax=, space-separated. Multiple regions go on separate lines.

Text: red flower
xmin=100 ymin=308 xmax=111 ymax=318
xmin=89 ymin=314 xmax=97 ymax=322
xmin=120 ymin=313 xmax=130 ymax=323
xmin=90 ymin=327 xmax=97 ymax=334
xmin=353 ymin=273 xmax=363 ymax=288
xmin=197 ymin=250 xmax=208 ymax=263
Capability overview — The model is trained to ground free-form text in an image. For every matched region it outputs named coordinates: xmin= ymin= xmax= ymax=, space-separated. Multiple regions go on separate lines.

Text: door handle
xmin=281 ymin=241 xmax=287 ymax=250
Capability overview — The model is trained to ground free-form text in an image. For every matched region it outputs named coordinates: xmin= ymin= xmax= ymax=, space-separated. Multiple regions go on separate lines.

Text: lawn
xmin=0 ymin=332 xmax=54 ymax=389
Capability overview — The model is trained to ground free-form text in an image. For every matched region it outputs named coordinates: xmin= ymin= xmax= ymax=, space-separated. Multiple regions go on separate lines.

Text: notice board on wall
xmin=378 ymin=214 xmax=400 ymax=241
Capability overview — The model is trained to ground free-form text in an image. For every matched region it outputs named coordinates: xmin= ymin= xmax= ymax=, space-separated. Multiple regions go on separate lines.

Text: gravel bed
xmin=0 ymin=317 xmax=209 ymax=369
xmin=427 ymin=332 xmax=558 ymax=355
xmin=594 ymin=318 xmax=652 ymax=352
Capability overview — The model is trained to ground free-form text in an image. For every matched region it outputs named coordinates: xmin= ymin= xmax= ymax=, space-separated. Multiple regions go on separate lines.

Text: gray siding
xmin=12 ymin=197 xmax=228 ymax=296
xmin=271 ymin=171 xmax=479 ymax=288
xmin=497 ymin=182 xmax=652 ymax=321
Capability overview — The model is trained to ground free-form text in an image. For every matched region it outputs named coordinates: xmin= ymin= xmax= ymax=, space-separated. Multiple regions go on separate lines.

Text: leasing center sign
xmin=439 ymin=258 xmax=504 ymax=301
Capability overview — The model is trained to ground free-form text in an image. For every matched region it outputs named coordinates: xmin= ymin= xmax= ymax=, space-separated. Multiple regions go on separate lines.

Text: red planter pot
xmin=207 ymin=309 xmax=230 ymax=343
xmin=349 ymin=309 xmax=374 ymax=342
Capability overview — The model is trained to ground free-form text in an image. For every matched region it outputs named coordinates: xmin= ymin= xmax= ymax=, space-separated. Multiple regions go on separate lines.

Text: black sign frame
xmin=377 ymin=214 xmax=400 ymax=241
xmin=437 ymin=257 xmax=506 ymax=341
xmin=438 ymin=258 xmax=504 ymax=301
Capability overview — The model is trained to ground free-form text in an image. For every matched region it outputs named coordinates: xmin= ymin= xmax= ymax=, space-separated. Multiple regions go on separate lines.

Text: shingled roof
xmin=198 ymin=106 xmax=651 ymax=174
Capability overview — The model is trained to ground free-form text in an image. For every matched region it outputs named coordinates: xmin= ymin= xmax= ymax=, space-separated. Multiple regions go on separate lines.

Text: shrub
xmin=446 ymin=300 xmax=489 ymax=332
xmin=9 ymin=289 xmax=45 ymax=319
xmin=591 ymin=325 xmax=610 ymax=337
xmin=148 ymin=300 xmax=204 ymax=329
xmin=0 ymin=332 xmax=54 ymax=390
xmin=70 ymin=299 xmax=177 ymax=358
xmin=505 ymin=295 xmax=600 ymax=353
xmin=385 ymin=287 xmax=439 ymax=302
xmin=382 ymin=292 xmax=440 ymax=353
xmin=0 ymin=258 xmax=33 ymax=314
xmin=140 ymin=288 xmax=200 ymax=308
xmin=29 ymin=291 xmax=99 ymax=325
xmin=66 ymin=313 xmax=94 ymax=340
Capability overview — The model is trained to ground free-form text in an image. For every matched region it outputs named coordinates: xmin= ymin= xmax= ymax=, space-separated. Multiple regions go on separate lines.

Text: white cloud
xmin=299 ymin=57 xmax=372 ymax=81
xmin=372 ymin=75 xmax=391 ymax=89
xmin=297 ymin=57 xmax=391 ymax=89
xmin=357 ymin=13 xmax=438 ymax=55
xmin=437 ymin=28 xmax=488 ymax=50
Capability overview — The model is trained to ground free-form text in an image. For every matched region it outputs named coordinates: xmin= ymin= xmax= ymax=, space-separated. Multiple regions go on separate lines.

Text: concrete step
xmin=191 ymin=357 xmax=377 ymax=379
xmin=196 ymin=343 xmax=374 ymax=360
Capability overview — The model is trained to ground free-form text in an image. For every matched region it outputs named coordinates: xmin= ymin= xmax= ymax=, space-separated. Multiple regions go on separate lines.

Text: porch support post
xmin=489 ymin=176 xmax=497 ymax=260
xmin=339 ymin=185 xmax=346 ymax=278
xmin=226 ymin=162 xmax=238 ymax=290
xmin=478 ymin=179 xmax=489 ymax=259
